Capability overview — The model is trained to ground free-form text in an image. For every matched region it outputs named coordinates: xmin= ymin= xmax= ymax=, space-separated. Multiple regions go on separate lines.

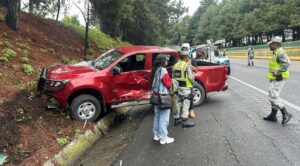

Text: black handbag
xmin=150 ymin=68 xmax=172 ymax=109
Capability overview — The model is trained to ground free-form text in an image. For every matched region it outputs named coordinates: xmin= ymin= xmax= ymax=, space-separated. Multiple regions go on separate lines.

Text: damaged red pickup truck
xmin=38 ymin=46 xmax=228 ymax=121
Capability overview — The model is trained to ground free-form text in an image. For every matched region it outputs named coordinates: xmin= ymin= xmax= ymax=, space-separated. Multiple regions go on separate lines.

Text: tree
xmin=5 ymin=0 xmax=20 ymax=31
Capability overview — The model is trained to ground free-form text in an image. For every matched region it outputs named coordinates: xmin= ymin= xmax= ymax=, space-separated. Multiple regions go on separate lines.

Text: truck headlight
xmin=46 ymin=80 xmax=70 ymax=92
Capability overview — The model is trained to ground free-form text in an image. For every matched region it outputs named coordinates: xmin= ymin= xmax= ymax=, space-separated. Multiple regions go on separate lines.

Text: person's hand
xmin=273 ymin=71 xmax=280 ymax=77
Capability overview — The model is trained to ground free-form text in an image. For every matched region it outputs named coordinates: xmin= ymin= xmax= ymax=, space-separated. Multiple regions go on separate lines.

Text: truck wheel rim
xmin=193 ymin=88 xmax=202 ymax=103
xmin=78 ymin=102 xmax=96 ymax=120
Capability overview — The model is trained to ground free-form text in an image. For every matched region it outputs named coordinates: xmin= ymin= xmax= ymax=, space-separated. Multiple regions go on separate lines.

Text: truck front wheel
xmin=193 ymin=83 xmax=206 ymax=107
xmin=70 ymin=94 xmax=101 ymax=121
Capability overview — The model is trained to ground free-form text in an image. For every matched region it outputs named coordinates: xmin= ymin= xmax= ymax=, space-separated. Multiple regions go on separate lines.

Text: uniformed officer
xmin=172 ymin=51 xmax=195 ymax=128
xmin=264 ymin=36 xmax=292 ymax=124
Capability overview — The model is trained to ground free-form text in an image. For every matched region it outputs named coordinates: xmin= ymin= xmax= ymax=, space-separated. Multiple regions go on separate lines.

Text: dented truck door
xmin=109 ymin=53 xmax=152 ymax=103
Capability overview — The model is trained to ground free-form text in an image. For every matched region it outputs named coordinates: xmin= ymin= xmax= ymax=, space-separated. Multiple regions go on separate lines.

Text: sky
xmin=184 ymin=0 xmax=200 ymax=16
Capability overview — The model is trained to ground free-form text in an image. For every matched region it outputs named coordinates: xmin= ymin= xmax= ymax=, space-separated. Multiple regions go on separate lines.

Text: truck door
xmin=110 ymin=53 xmax=151 ymax=102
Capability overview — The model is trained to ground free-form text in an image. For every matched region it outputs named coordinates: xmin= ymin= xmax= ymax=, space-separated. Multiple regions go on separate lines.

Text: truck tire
xmin=70 ymin=94 xmax=101 ymax=121
xmin=193 ymin=82 xmax=206 ymax=107
xmin=227 ymin=67 xmax=231 ymax=75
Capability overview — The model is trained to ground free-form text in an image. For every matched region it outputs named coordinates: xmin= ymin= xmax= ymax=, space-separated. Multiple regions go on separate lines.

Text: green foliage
xmin=16 ymin=108 xmax=25 ymax=114
xmin=171 ymin=0 xmax=300 ymax=46
xmin=60 ymin=56 xmax=73 ymax=64
xmin=2 ymin=41 xmax=13 ymax=48
xmin=61 ymin=15 xmax=80 ymax=26
xmin=13 ymin=65 xmax=20 ymax=71
xmin=48 ymin=48 xmax=57 ymax=56
xmin=56 ymin=136 xmax=70 ymax=146
xmin=21 ymin=56 xmax=30 ymax=64
xmin=40 ymin=48 xmax=48 ymax=53
xmin=61 ymin=17 xmax=128 ymax=50
xmin=23 ymin=64 xmax=34 ymax=75
xmin=0 ymin=57 xmax=9 ymax=63
xmin=0 ymin=13 xmax=4 ymax=22
xmin=17 ymin=43 xmax=30 ymax=50
xmin=4 ymin=48 xmax=17 ymax=58
xmin=0 ymin=72 xmax=3 ymax=78
xmin=28 ymin=91 xmax=35 ymax=101
xmin=75 ymin=129 xmax=81 ymax=137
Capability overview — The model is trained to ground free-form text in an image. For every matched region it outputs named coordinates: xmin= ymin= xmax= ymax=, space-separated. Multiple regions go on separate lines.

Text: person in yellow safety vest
xmin=263 ymin=36 xmax=292 ymax=124
xmin=172 ymin=51 xmax=195 ymax=128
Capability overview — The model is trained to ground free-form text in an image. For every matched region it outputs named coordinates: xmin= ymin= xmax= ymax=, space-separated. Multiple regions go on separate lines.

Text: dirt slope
xmin=0 ymin=8 xmax=105 ymax=165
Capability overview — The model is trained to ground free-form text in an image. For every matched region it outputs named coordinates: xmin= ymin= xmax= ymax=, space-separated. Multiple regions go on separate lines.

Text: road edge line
xmin=230 ymin=76 xmax=300 ymax=112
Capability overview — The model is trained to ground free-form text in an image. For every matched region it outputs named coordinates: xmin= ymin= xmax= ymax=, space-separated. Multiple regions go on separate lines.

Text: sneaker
xmin=160 ymin=137 xmax=174 ymax=145
xmin=154 ymin=135 xmax=160 ymax=141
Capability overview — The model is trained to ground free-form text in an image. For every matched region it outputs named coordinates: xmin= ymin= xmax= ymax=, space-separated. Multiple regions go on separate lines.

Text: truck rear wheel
xmin=70 ymin=94 xmax=101 ymax=121
xmin=193 ymin=82 xmax=206 ymax=107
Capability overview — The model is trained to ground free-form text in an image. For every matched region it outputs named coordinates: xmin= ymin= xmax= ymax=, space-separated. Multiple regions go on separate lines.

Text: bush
xmin=0 ymin=57 xmax=8 ymax=63
xmin=3 ymin=41 xmax=13 ymax=48
xmin=48 ymin=48 xmax=57 ymax=56
xmin=61 ymin=56 xmax=72 ymax=64
xmin=40 ymin=48 xmax=48 ymax=53
xmin=17 ymin=43 xmax=30 ymax=50
xmin=21 ymin=56 xmax=30 ymax=64
xmin=61 ymin=16 xmax=130 ymax=50
xmin=0 ymin=13 xmax=4 ymax=22
xmin=23 ymin=64 xmax=33 ymax=75
xmin=4 ymin=48 xmax=17 ymax=58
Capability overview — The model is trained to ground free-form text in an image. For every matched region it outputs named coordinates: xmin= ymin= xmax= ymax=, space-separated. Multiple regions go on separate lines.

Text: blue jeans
xmin=153 ymin=105 xmax=170 ymax=140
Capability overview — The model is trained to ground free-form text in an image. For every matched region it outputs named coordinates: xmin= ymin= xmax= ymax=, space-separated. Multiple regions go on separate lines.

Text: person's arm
xmin=276 ymin=52 xmax=290 ymax=74
xmin=187 ymin=65 xmax=195 ymax=84
xmin=161 ymin=72 xmax=172 ymax=89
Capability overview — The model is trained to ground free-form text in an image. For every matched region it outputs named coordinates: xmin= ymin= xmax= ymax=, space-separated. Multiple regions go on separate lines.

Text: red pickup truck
xmin=38 ymin=46 xmax=228 ymax=121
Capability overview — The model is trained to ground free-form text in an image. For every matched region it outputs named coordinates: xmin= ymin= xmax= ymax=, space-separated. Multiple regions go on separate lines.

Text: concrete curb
xmin=44 ymin=110 xmax=120 ymax=166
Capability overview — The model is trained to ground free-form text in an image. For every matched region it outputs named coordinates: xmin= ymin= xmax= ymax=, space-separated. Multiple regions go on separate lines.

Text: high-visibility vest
xmin=267 ymin=48 xmax=290 ymax=80
xmin=173 ymin=60 xmax=193 ymax=88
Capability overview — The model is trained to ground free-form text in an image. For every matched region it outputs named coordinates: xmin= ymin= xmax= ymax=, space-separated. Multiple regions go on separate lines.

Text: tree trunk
xmin=56 ymin=0 xmax=61 ymax=21
xmin=84 ymin=4 xmax=90 ymax=61
xmin=5 ymin=0 xmax=20 ymax=31
xmin=29 ymin=0 xmax=34 ymax=14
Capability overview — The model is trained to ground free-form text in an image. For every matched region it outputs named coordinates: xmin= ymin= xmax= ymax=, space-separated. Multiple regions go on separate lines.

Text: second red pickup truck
xmin=38 ymin=46 xmax=228 ymax=121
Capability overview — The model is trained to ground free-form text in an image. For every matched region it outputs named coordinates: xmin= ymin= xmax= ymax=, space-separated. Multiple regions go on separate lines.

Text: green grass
xmin=61 ymin=16 xmax=130 ymax=51
xmin=4 ymin=48 xmax=17 ymax=58
xmin=0 ymin=13 xmax=4 ymax=22
xmin=23 ymin=64 xmax=33 ymax=75
xmin=21 ymin=56 xmax=30 ymax=64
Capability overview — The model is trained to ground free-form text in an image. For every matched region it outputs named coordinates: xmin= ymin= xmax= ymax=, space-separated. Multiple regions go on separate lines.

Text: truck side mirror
xmin=111 ymin=66 xmax=121 ymax=75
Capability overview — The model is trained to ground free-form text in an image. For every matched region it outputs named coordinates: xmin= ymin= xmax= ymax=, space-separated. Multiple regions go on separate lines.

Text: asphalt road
xmin=77 ymin=59 xmax=300 ymax=166
xmin=110 ymin=59 xmax=300 ymax=166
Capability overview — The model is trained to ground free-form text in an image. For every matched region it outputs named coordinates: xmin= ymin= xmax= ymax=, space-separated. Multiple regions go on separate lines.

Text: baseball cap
xmin=267 ymin=36 xmax=282 ymax=45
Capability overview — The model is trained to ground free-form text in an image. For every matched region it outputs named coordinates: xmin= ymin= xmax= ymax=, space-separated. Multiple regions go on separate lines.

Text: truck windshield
xmin=93 ymin=49 xmax=124 ymax=70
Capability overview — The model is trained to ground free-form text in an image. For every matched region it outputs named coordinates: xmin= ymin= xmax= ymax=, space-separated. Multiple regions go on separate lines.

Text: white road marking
xmin=230 ymin=76 xmax=300 ymax=112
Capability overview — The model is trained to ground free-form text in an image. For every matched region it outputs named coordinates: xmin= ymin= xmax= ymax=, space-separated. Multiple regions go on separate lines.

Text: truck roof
xmin=115 ymin=46 xmax=176 ymax=54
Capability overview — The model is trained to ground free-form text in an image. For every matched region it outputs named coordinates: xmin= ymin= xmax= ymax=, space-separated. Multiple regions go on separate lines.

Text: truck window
xmin=152 ymin=53 xmax=176 ymax=67
xmin=118 ymin=54 xmax=146 ymax=72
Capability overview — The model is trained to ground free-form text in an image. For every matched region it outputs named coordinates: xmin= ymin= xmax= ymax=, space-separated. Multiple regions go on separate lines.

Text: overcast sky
xmin=184 ymin=0 xmax=200 ymax=16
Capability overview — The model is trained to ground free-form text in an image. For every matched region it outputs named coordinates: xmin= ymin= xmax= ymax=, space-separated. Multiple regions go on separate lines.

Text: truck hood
xmin=47 ymin=61 xmax=96 ymax=80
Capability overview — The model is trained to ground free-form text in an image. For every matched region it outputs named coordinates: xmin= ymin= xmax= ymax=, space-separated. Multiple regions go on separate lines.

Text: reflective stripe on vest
xmin=267 ymin=48 xmax=289 ymax=80
xmin=173 ymin=60 xmax=193 ymax=88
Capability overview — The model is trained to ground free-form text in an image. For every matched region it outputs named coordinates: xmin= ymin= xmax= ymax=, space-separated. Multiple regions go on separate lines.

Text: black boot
xmin=174 ymin=118 xmax=182 ymax=126
xmin=280 ymin=107 xmax=292 ymax=124
xmin=263 ymin=109 xmax=278 ymax=122
xmin=182 ymin=118 xmax=195 ymax=128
